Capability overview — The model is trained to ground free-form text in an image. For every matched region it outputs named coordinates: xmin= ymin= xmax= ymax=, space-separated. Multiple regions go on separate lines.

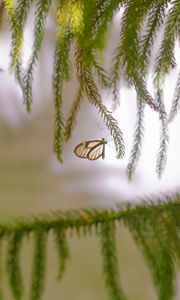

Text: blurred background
xmin=0 ymin=5 xmax=179 ymax=300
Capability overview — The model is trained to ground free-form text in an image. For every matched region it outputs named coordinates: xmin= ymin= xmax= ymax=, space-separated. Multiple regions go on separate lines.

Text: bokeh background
xmin=0 ymin=6 xmax=179 ymax=300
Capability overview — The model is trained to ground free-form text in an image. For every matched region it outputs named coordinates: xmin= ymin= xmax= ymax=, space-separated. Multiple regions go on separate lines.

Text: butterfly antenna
xmin=98 ymin=123 xmax=104 ymax=139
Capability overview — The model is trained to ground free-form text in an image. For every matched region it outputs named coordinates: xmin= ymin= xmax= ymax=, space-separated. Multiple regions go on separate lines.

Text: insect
xmin=74 ymin=138 xmax=107 ymax=160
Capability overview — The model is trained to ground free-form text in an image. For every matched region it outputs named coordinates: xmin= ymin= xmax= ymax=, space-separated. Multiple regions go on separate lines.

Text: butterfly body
xmin=74 ymin=138 xmax=107 ymax=160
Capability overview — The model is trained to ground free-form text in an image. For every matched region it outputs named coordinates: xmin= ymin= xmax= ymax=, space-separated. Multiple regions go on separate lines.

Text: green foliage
xmin=23 ymin=0 xmax=52 ymax=111
xmin=64 ymin=87 xmax=83 ymax=141
xmin=127 ymin=96 xmax=145 ymax=179
xmin=155 ymin=87 xmax=169 ymax=178
xmin=53 ymin=2 xmax=71 ymax=162
xmin=123 ymin=205 xmax=176 ymax=300
xmin=139 ymin=1 xmax=168 ymax=72
xmin=100 ymin=221 xmax=127 ymax=300
xmin=154 ymin=0 xmax=180 ymax=84
xmin=30 ymin=230 xmax=47 ymax=300
xmin=0 ymin=197 xmax=179 ymax=300
xmin=91 ymin=0 xmax=122 ymax=50
xmin=2 ymin=0 xmax=180 ymax=176
xmin=53 ymin=228 xmax=69 ymax=280
xmin=6 ymin=232 xmax=24 ymax=300
xmin=168 ymin=70 xmax=180 ymax=122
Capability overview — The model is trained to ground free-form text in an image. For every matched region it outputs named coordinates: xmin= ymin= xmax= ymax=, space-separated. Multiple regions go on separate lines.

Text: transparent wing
xmin=74 ymin=140 xmax=103 ymax=159
xmin=88 ymin=143 xmax=104 ymax=160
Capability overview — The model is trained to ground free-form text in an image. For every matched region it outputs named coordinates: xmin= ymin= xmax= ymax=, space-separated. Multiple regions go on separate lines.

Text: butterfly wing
xmin=74 ymin=139 xmax=106 ymax=160
xmin=87 ymin=143 xmax=105 ymax=160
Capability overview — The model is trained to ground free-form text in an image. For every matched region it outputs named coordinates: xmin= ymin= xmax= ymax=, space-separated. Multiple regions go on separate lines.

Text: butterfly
xmin=74 ymin=138 xmax=107 ymax=160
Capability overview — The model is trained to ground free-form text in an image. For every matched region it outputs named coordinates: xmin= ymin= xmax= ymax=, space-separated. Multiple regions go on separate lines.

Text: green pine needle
xmin=100 ymin=221 xmax=127 ymax=300
xmin=127 ymin=96 xmax=145 ymax=180
xmin=30 ymin=230 xmax=47 ymax=300
xmin=53 ymin=22 xmax=70 ymax=162
xmin=23 ymin=0 xmax=52 ymax=112
xmin=154 ymin=0 xmax=180 ymax=84
xmin=54 ymin=228 xmax=70 ymax=280
xmin=155 ymin=88 xmax=169 ymax=178
xmin=6 ymin=231 xmax=24 ymax=300
xmin=64 ymin=87 xmax=83 ymax=141
xmin=168 ymin=70 xmax=180 ymax=123
xmin=123 ymin=206 xmax=176 ymax=300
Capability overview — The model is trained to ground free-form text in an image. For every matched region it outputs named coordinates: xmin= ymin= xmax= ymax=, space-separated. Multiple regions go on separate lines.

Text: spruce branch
xmin=168 ymin=70 xmax=180 ymax=122
xmin=100 ymin=221 xmax=127 ymax=300
xmin=23 ymin=0 xmax=52 ymax=112
xmin=154 ymin=0 xmax=180 ymax=83
xmin=54 ymin=228 xmax=70 ymax=280
xmin=111 ymin=44 xmax=122 ymax=109
xmin=133 ymin=75 xmax=160 ymax=112
xmin=155 ymin=87 xmax=169 ymax=178
xmin=0 ymin=197 xmax=178 ymax=236
xmin=64 ymin=87 xmax=83 ymax=141
xmin=0 ymin=198 xmax=177 ymax=300
xmin=123 ymin=206 xmax=176 ymax=300
xmin=5 ymin=0 xmax=32 ymax=97
xmin=74 ymin=43 xmax=125 ymax=159
xmin=91 ymin=0 xmax=122 ymax=49
xmin=127 ymin=96 xmax=145 ymax=180
xmin=140 ymin=1 xmax=168 ymax=72
xmin=30 ymin=230 xmax=47 ymax=300
xmin=6 ymin=232 xmax=24 ymax=300
xmin=10 ymin=0 xmax=33 ymax=70
xmin=53 ymin=4 xmax=71 ymax=162
xmin=91 ymin=52 xmax=111 ymax=88
xmin=119 ymin=0 xmax=152 ymax=78
xmin=157 ymin=208 xmax=180 ymax=260
xmin=111 ymin=1 xmax=160 ymax=112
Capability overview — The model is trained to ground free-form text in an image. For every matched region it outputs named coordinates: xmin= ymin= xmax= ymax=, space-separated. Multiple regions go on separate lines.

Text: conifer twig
xmin=74 ymin=43 xmax=125 ymax=159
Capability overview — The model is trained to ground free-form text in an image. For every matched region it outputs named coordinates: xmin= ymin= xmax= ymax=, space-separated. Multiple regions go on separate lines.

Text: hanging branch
xmin=30 ymin=230 xmax=47 ymax=300
xmin=168 ymin=70 xmax=180 ymax=122
xmin=52 ymin=2 xmax=71 ymax=162
xmin=100 ymin=221 xmax=127 ymax=300
xmin=111 ymin=1 xmax=160 ymax=112
xmin=139 ymin=1 xmax=168 ymax=72
xmin=6 ymin=232 xmax=24 ymax=300
xmin=91 ymin=52 xmax=110 ymax=88
xmin=23 ymin=0 xmax=52 ymax=112
xmin=9 ymin=0 xmax=33 ymax=69
xmin=127 ymin=96 xmax=145 ymax=180
xmin=155 ymin=86 xmax=169 ymax=178
xmin=123 ymin=205 xmax=176 ymax=300
xmin=91 ymin=0 xmax=122 ymax=49
xmin=111 ymin=44 xmax=122 ymax=109
xmin=74 ymin=43 xmax=125 ymax=159
xmin=53 ymin=228 xmax=70 ymax=280
xmin=64 ymin=87 xmax=83 ymax=141
xmin=154 ymin=0 xmax=180 ymax=84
